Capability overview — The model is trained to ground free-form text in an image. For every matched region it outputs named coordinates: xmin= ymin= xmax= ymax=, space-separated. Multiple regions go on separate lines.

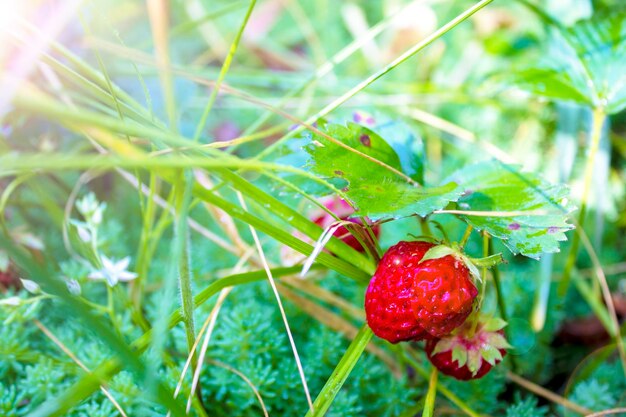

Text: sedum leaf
xmin=304 ymin=122 xmax=462 ymax=220
xmin=513 ymin=12 xmax=626 ymax=114
xmin=447 ymin=161 xmax=574 ymax=259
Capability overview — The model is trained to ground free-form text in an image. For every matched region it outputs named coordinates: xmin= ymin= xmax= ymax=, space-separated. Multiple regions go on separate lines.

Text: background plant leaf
xmin=448 ymin=161 xmax=574 ymax=259
xmin=512 ymin=12 xmax=626 ymax=114
xmin=304 ymin=122 xmax=462 ymax=220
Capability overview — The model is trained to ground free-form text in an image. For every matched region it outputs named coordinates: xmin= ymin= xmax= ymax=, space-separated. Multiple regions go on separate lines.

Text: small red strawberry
xmin=425 ymin=316 xmax=510 ymax=380
xmin=365 ymin=241 xmax=432 ymax=343
xmin=410 ymin=247 xmax=478 ymax=337
xmin=365 ymin=241 xmax=480 ymax=343
xmin=311 ymin=196 xmax=380 ymax=253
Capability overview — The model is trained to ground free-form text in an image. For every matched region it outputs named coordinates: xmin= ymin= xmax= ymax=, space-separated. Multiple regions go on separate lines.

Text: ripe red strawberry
xmin=311 ymin=196 xmax=380 ymax=252
xmin=365 ymin=240 xmax=478 ymax=343
xmin=425 ymin=317 xmax=510 ymax=380
xmin=365 ymin=241 xmax=432 ymax=343
xmin=410 ymin=249 xmax=478 ymax=337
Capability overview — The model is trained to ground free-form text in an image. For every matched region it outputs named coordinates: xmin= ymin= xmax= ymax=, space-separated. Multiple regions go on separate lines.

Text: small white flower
xmin=91 ymin=206 xmax=103 ymax=225
xmin=76 ymin=225 xmax=92 ymax=242
xmin=20 ymin=279 xmax=40 ymax=294
xmin=88 ymin=256 xmax=138 ymax=287
xmin=76 ymin=193 xmax=106 ymax=226
xmin=0 ymin=296 xmax=22 ymax=306
xmin=65 ymin=279 xmax=81 ymax=295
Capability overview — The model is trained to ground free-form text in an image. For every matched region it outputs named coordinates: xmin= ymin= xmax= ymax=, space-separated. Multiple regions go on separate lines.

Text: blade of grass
xmin=170 ymin=1 xmax=246 ymax=38
xmin=0 ymin=152 xmax=370 ymax=281
xmin=193 ymin=0 xmax=257 ymax=141
xmin=237 ymin=191 xmax=314 ymax=412
xmin=558 ymin=108 xmax=606 ymax=296
xmin=228 ymin=1 xmax=417 ymax=152
xmin=422 ymin=368 xmax=438 ymax=417
xmin=147 ymin=0 xmax=177 ymax=130
xmin=13 ymin=19 xmax=160 ymax=126
xmin=255 ymin=0 xmax=495 ymax=160
xmin=173 ymin=172 xmax=198 ymax=364
xmin=572 ymin=221 xmax=626 ymax=376
xmin=304 ymin=324 xmax=373 ymax=417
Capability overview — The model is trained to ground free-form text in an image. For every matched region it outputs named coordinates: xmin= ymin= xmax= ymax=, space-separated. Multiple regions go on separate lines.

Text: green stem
xmin=420 ymin=216 xmax=432 ymax=237
xmin=192 ymin=0 xmax=257 ymax=141
xmin=469 ymin=233 xmax=490 ymax=337
xmin=422 ymin=368 xmax=438 ymax=417
xmin=403 ymin=351 xmax=481 ymax=417
xmin=305 ymin=325 xmax=373 ymax=417
xmin=488 ymin=239 xmax=517 ymax=372
xmin=558 ymin=107 xmax=606 ymax=296
xmin=175 ymin=173 xmax=197 ymax=352
xmin=132 ymin=174 xmax=160 ymax=311
xmin=459 ymin=225 xmax=473 ymax=248
xmin=488 ymin=240 xmax=508 ymax=323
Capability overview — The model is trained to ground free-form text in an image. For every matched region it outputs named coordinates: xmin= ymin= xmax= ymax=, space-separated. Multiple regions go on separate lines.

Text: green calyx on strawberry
xmin=425 ymin=315 xmax=512 ymax=380
xmin=417 ymin=242 xmax=504 ymax=283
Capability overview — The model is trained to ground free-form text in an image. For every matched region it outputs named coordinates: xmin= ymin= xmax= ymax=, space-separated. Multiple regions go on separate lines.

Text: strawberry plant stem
xmin=488 ymin=240 xmax=507 ymax=322
xmin=422 ymin=368 xmax=438 ymax=417
xmin=420 ymin=217 xmax=433 ymax=237
xmin=403 ymin=350 xmax=481 ymax=417
xmin=459 ymin=225 xmax=473 ymax=248
xmin=558 ymin=107 xmax=606 ymax=296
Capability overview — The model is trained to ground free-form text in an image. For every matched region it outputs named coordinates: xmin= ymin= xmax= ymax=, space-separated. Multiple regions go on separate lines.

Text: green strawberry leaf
xmin=419 ymin=245 xmax=457 ymax=264
xmin=304 ymin=122 xmax=462 ymax=220
xmin=447 ymin=161 xmax=574 ymax=259
xmin=370 ymin=117 xmax=425 ymax=183
xmin=512 ymin=12 xmax=626 ymax=114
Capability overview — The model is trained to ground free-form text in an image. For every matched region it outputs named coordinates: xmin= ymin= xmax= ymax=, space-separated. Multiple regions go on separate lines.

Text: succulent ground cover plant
xmin=1 ymin=1 xmax=626 ymax=416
